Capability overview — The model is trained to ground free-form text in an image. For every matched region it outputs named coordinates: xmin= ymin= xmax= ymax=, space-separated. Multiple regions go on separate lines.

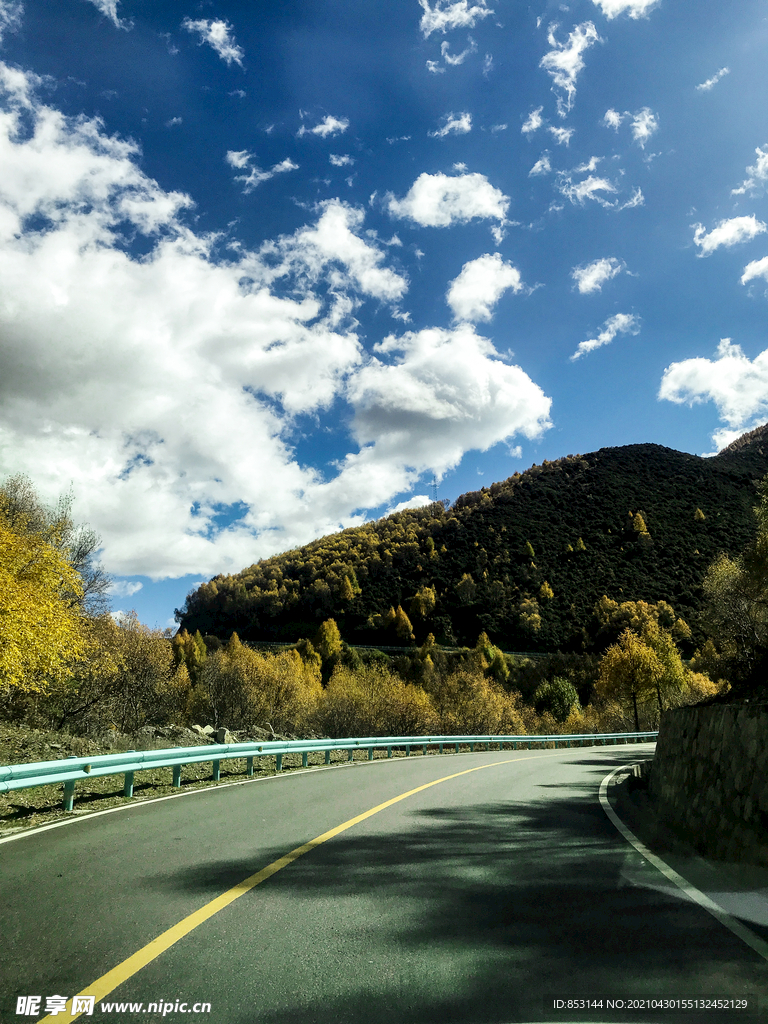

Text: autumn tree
xmin=455 ymin=573 xmax=477 ymax=605
xmin=594 ymin=629 xmax=660 ymax=731
xmin=0 ymin=505 xmax=86 ymax=692
xmin=410 ymin=584 xmax=437 ymax=619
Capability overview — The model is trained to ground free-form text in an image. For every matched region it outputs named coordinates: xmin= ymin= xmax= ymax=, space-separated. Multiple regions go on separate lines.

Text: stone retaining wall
xmin=649 ymin=703 xmax=768 ymax=865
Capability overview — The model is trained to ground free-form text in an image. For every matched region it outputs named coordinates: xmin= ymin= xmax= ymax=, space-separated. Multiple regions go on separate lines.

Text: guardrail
xmin=0 ymin=731 xmax=658 ymax=812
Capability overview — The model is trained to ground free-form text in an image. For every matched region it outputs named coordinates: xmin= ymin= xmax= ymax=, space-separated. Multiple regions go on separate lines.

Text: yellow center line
xmin=41 ymin=752 xmax=559 ymax=1022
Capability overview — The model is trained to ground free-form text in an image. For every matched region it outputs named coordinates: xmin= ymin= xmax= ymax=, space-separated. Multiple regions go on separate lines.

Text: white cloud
xmin=490 ymin=123 xmax=507 ymax=133
xmin=570 ymin=312 xmax=640 ymax=360
xmin=109 ymin=580 xmax=143 ymax=598
xmin=529 ymin=153 xmax=552 ymax=176
xmin=0 ymin=66 xmax=460 ymax=579
xmin=540 ymin=21 xmax=600 ymax=117
xmin=558 ymin=174 xmax=617 ymax=206
xmin=522 ymin=106 xmax=544 ymax=135
xmin=618 ymin=187 xmax=644 ymax=209
xmin=226 ymin=152 xmax=299 ymax=193
xmin=732 ymin=145 xmax=768 ymax=196
xmin=329 ymin=154 xmax=354 ymax=167
xmin=591 ymin=0 xmax=660 ymax=18
xmin=419 ymin=0 xmax=494 ymax=38
xmin=298 ymin=114 xmax=349 ymax=138
xmin=428 ymin=111 xmax=472 ymax=138
xmin=441 ymin=37 xmax=477 ymax=65
xmin=741 ymin=256 xmax=768 ymax=285
xmin=482 ymin=53 xmax=493 ymax=77
xmin=658 ymin=339 xmax=768 ymax=450
xmin=574 ymin=155 xmax=602 ymax=173
xmin=388 ymin=495 xmax=431 ymax=515
xmin=426 ymin=60 xmax=446 ymax=74
xmin=602 ymin=108 xmax=625 ymax=130
xmin=181 ymin=18 xmax=244 ymax=66
xmin=0 ymin=0 xmax=23 ymax=43
xmin=696 ymin=67 xmax=729 ymax=92
xmin=447 ymin=253 xmax=524 ymax=322
xmin=346 ymin=325 xmax=552 ymax=483
xmin=571 ymin=256 xmax=624 ymax=293
xmin=387 ymin=170 xmax=510 ymax=242
xmin=165 ymin=116 xmax=182 ymax=128
xmin=693 ymin=215 xmax=767 ymax=256
xmin=631 ymin=107 xmax=658 ymax=147
xmin=548 ymin=125 xmax=574 ymax=146
xmin=85 ymin=0 xmax=130 ymax=30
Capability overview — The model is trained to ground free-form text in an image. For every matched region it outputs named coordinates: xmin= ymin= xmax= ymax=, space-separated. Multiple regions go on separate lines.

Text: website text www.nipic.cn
xmin=16 ymin=995 xmax=212 ymax=1016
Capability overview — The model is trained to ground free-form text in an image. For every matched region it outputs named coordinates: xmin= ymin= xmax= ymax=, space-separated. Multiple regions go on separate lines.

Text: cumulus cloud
xmin=298 ymin=114 xmax=349 ymax=138
xmin=558 ymin=173 xmax=617 ymax=206
xmin=602 ymin=108 xmax=625 ymax=130
xmin=428 ymin=111 xmax=472 ymax=138
xmin=540 ymin=21 xmax=600 ymax=117
xmin=659 ymin=338 xmax=768 ymax=450
xmin=529 ymin=153 xmax=552 ymax=176
xmin=109 ymin=580 xmax=143 ymax=598
xmin=225 ymin=152 xmax=299 ymax=193
xmin=573 ymin=156 xmax=602 ymax=173
xmin=447 ymin=253 xmax=524 ymax=322
xmin=741 ymin=256 xmax=768 ymax=286
xmin=696 ymin=67 xmax=729 ymax=92
xmin=85 ymin=0 xmax=131 ymax=30
xmin=693 ymin=215 xmax=767 ymax=256
xmin=329 ymin=154 xmax=354 ymax=167
xmin=631 ymin=107 xmax=658 ymax=147
xmin=346 ymin=325 xmax=552 ymax=482
xmin=0 ymin=65 xmax=476 ymax=579
xmin=591 ymin=0 xmax=660 ymax=17
xmin=548 ymin=126 xmax=574 ymax=146
xmin=522 ymin=106 xmax=544 ymax=135
xmin=426 ymin=60 xmax=445 ymax=74
xmin=419 ymin=0 xmax=494 ymax=38
xmin=570 ymin=313 xmax=640 ymax=360
xmin=0 ymin=0 xmax=23 ymax=42
xmin=441 ymin=37 xmax=477 ymax=65
xmin=571 ymin=256 xmax=624 ymax=293
xmin=732 ymin=145 xmax=768 ymax=196
xmin=386 ymin=170 xmax=510 ymax=242
xmin=181 ymin=18 xmax=244 ymax=66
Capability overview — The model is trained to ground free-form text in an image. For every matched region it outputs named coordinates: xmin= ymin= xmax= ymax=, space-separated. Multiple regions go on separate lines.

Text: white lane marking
xmin=600 ymin=764 xmax=768 ymax=963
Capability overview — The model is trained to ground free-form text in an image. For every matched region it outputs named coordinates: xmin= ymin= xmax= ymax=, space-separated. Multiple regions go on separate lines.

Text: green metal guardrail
xmin=0 ymin=732 xmax=658 ymax=811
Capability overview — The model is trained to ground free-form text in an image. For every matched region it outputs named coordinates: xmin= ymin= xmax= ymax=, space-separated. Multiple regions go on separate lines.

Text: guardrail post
xmin=368 ymin=747 xmax=374 ymax=760
xmin=63 ymin=756 xmax=77 ymax=811
xmin=212 ymin=759 xmax=221 ymax=782
xmin=325 ymin=750 xmax=331 ymax=765
xmin=348 ymin=748 xmax=354 ymax=761
xmin=439 ymin=742 xmax=444 ymax=754
xmin=172 ymin=764 xmax=182 ymax=788
xmin=275 ymin=753 xmax=283 ymax=772
xmin=470 ymin=742 xmax=475 ymax=752
xmin=302 ymin=752 xmax=309 ymax=768
xmin=422 ymin=744 xmax=427 ymax=755
xmin=246 ymin=756 xmax=254 ymax=777
xmin=513 ymin=741 xmax=517 ymax=750
xmin=124 ymin=750 xmax=135 ymax=798
xmin=405 ymin=744 xmax=411 ymax=757
xmin=387 ymin=746 xmax=393 ymax=758
xmin=455 ymin=742 xmax=459 ymax=753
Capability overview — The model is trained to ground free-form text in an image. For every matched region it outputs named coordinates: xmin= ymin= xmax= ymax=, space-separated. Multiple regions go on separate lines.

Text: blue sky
xmin=1 ymin=0 xmax=768 ymax=630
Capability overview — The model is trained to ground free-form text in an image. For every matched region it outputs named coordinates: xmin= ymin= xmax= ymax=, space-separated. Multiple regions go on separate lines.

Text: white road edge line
xmin=600 ymin=764 xmax=768 ymax=963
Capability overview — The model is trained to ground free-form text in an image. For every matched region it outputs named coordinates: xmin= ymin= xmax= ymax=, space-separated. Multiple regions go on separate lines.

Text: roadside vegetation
xmin=7 ymin=452 xmax=768 ymax=830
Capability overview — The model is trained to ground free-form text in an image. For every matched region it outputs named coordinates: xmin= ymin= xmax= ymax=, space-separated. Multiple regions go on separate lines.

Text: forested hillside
xmin=176 ymin=425 xmax=768 ymax=654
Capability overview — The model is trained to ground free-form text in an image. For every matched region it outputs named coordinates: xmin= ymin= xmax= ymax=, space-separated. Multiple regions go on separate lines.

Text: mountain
xmin=176 ymin=426 xmax=768 ymax=654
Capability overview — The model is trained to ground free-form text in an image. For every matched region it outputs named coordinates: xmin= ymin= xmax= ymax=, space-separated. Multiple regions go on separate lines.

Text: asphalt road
xmin=2 ymin=743 xmax=766 ymax=1024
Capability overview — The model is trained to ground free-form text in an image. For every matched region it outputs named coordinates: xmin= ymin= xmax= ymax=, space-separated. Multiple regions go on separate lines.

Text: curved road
xmin=2 ymin=744 xmax=766 ymax=1023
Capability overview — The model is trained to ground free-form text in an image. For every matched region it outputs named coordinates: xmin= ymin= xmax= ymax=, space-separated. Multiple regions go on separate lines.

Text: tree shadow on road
xmin=141 ymin=753 xmax=765 ymax=1024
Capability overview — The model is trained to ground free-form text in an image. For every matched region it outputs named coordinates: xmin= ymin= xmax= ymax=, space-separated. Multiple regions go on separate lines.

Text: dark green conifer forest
xmin=176 ymin=427 xmax=768 ymax=657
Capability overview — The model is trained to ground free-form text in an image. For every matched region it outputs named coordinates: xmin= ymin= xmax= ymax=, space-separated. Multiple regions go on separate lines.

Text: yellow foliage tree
xmin=0 ymin=510 xmax=85 ymax=691
xmin=595 ymin=628 xmax=660 ymax=731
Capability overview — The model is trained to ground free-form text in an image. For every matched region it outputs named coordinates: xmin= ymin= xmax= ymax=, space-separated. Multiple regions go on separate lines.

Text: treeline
xmin=5 ymin=460 xmax=768 ymax=748
xmin=176 ymin=433 xmax=768 ymax=653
